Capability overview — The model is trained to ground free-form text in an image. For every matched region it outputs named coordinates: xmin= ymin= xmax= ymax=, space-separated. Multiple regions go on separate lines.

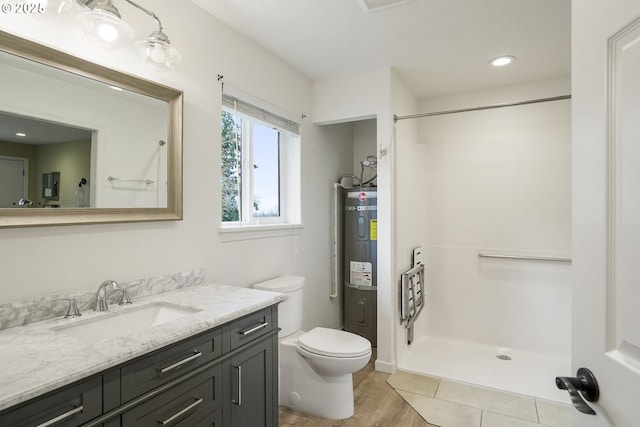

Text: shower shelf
xmin=400 ymin=263 xmax=424 ymax=345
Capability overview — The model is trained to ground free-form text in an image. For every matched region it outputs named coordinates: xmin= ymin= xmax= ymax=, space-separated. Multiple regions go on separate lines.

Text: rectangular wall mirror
xmin=0 ymin=30 xmax=183 ymax=227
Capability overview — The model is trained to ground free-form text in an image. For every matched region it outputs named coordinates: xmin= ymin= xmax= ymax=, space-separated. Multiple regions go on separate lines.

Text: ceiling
xmin=0 ymin=112 xmax=92 ymax=145
xmin=190 ymin=0 xmax=571 ymax=99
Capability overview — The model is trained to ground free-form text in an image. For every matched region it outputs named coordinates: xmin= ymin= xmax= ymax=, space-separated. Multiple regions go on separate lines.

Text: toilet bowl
xmin=253 ymin=276 xmax=372 ymax=419
xmin=297 ymin=327 xmax=371 ymax=376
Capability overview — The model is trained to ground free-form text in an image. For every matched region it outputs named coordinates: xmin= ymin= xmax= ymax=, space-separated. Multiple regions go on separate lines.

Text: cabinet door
xmin=228 ymin=337 xmax=277 ymax=427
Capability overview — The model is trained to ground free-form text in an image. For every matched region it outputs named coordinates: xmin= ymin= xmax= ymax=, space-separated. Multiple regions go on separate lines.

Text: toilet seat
xmin=298 ymin=327 xmax=371 ymax=358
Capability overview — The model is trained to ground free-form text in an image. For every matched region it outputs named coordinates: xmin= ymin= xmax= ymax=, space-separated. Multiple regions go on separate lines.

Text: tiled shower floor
xmin=388 ymin=370 xmax=571 ymax=427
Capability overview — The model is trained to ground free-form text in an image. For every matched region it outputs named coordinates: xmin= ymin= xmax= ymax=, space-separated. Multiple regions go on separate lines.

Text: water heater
xmin=343 ymin=189 xmax=377 ymax=345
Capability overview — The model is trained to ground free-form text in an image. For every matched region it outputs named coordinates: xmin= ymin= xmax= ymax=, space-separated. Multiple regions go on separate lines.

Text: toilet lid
xmin=298 ymin=327 xmax=371 ymax=358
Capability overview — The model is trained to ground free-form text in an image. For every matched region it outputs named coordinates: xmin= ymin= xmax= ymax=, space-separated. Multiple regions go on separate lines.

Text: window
xmin=221 ymin=94 xmax=301 ymax=228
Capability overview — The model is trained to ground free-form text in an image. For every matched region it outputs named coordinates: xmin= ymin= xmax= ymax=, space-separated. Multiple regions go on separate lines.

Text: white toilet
xmin=253 ymin=276 xmax=372 ymax=419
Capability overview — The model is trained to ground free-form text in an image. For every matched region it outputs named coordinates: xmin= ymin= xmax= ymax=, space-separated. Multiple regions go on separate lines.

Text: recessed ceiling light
xmin=109 ymin=85 xmax=124 ymax=91
xmin=489 ymin=56 xmax=516 ymax=67
xmin=16 ymin=132 xmax=26 ymax=137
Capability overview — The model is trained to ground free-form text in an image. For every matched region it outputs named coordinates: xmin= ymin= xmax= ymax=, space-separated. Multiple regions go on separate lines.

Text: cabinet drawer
xmin=190 ymin=406 xmax=223 ymax=427
xmin=230 ymin=307 xmax=274 ymax=350
xmin=121 ymin=364 xmax=222 ymax=427
xmin=0 ymin=376 xmax=101 ymax=427
xmin=121 ymin=327 xmax=223 ymax=402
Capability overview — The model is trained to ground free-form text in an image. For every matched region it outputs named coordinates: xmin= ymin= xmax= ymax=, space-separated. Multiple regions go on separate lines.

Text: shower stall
xmin=391 ymin=81 xmax=573 ymax=404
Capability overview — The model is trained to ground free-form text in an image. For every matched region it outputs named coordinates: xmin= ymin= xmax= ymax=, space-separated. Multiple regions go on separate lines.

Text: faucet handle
xmin=119 ymin=289 xmax=132 ymax=306
xmin=62 ymin=298 xmax=82 ymax=319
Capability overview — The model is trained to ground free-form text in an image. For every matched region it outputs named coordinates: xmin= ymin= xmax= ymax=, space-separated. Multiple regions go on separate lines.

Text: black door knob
xmin=555 ymin=367 xmax=599 ymax=415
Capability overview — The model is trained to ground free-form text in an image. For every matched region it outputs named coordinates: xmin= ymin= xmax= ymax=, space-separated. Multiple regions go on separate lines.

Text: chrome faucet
xmin=62 ymin=298 xmax=82 ymax=318
xmin=95 ymin=280 xmax=120 ymax=311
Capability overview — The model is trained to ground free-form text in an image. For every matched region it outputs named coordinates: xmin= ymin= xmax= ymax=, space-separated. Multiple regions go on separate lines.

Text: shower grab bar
xmin=330 ymin=183 xmax=340 ymax=299
xmin=107 ymin=176 xmax=155 ymax=185
xmin=478 ymin=253 xmax=572 ymax=263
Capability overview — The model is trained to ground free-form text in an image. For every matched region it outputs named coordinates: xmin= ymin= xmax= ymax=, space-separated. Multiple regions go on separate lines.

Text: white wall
xmin=296 ymin=122 xmax=354 ymax=331
xmin=0 ymin=1 xmax=347 ymax=335
xmin=417 ymin=77 xmax=572 ymax=355
xmin=353 ymin=119 xmax=377 ymax=178
xmin=313 ymin=68 xmax=397 ymax=371
xmin=390 ymin=70 xmax=425 ymax=365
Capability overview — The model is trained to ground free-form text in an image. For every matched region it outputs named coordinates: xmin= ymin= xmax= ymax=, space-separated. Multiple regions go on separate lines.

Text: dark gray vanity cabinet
xmin=226 ymin=302 xmax=279 ymax=427
xmin=121 ymin=363 xmax=223 ymax=426
xmin=0 ymin=376 xmax=102 ymax=427
xmin=227 ymin=338 xmax=277 ymax=427
xmin=0 ymin=304 xmax=279 ymax=427
xmin=119 ymin=327 xmax=224 ymax=404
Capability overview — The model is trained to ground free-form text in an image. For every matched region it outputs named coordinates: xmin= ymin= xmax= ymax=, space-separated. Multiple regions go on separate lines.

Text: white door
xmin=572 ymin=1 xmax=640 ymax=426
xmin=0 ymin=157 xmax=27 ymax=208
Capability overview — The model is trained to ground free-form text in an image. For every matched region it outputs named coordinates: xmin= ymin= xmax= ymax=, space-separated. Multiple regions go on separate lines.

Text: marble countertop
xmin=0 ymin=283 xmax=285 ymax=411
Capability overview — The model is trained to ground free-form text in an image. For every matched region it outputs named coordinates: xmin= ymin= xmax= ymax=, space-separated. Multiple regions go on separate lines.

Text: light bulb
xmin=149 ymin=43 xmax=166 ymax=64
xmin=98 ymin=23 xmax=118 ymax=42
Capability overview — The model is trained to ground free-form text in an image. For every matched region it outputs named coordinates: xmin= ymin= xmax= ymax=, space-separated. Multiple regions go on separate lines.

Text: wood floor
xmin=278 ymin=351 xmax=437 ymax=427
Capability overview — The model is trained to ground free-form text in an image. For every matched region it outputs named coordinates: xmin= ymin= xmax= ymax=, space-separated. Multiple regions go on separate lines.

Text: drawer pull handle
xmin=159 ymin=350 xmax=202 ymax=374
xmin=240 ymin=321 xmax=268 ymax=336
xmin=158 ymin=397 xmax=203 ymax=425
xmin=36 ymin=405 xmax=83 ymax=427
xmin=232 ymin=365 xmax=242 ymax=405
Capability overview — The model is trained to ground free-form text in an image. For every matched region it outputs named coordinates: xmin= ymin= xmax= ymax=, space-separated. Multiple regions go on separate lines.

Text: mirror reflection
xmin=0 ymin=111 xmax=92 ymax=208
xmin=0 ymin=42 xmax=173 ymax=210
xmin=0 ymin=30 xmax=183 ymax=227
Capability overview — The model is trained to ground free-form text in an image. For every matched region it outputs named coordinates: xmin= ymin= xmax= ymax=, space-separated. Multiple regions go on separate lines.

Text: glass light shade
xmin=43 ymin=0 xmax=76 ymax=14
xmin=137 ymin=38 xmax=182 ymax=72
xmin=78 ymin=9 xmax=134 ymax=50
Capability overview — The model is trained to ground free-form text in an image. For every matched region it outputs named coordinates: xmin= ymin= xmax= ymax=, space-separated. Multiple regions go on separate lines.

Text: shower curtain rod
xmin=393 ymin=94 xmax=571 ymax=123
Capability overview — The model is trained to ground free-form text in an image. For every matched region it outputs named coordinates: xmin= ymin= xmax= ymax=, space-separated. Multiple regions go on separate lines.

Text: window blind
xmin=222 ymin=94 xmax=300 ymax=135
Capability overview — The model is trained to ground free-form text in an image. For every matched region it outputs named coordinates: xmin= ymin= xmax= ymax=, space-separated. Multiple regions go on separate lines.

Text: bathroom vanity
xmin=0 ymin=282 xmax=283 ymax=426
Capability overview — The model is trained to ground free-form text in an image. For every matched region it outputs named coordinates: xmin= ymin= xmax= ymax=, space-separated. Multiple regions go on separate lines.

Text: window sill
xmin=219 ymin=223 xmax=304 ymax=242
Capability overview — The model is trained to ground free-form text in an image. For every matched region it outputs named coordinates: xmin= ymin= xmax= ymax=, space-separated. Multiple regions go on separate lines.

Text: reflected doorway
xmin=0 ymin=156 xmax=27 ymax=207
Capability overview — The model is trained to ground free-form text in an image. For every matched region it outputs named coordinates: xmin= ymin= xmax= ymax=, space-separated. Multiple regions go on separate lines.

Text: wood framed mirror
xmin=0 ymin=30 xmax=183 ymax=228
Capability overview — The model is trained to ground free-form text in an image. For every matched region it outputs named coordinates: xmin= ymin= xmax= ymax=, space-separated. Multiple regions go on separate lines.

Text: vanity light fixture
xmin=489 ymin=55 xmax=516 ymax=67
xmin=77 ymin=0 xmax=181 ymax=71
xmin=78 ymin=0 xmax=134 ymax=49
xmin=43 ymin=0 xmax=77 ymax=14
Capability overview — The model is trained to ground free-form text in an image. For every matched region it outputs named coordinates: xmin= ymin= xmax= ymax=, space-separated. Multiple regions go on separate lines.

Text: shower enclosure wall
xmin=394 ymin=79 xmax=573 ymax=403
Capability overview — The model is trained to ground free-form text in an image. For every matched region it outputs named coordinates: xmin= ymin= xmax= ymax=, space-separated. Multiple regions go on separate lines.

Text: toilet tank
xmin=253 ymin=276 xmax=304 ymax=337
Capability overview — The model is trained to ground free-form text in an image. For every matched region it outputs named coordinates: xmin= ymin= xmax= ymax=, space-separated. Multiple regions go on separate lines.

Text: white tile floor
xmin=388 ymin=370 xmax=571 ymax=427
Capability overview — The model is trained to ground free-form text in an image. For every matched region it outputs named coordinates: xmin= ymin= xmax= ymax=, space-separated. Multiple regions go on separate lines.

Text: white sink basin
xmin=53 ymin=302 xmax=200 ymax=344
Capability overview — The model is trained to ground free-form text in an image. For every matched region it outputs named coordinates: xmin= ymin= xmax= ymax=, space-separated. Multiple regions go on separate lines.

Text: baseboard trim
xmin=375 ymin=358 xmax=396 ymax=373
